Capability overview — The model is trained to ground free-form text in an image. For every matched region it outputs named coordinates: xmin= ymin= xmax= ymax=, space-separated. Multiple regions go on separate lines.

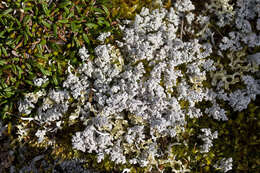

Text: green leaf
xmin=0 ymin=30 xmax=6 ymax=38
xmin=71 ymin=22 xmax=78 ymax=33
xmin=58 ymin=19 xmax=69 ymax=24
xmin=15 ymin=35 xmax=23 ymax=44
xmin=25 ymin=80 xmax=34 ymax=85
xmin=42 ymin=3 xmax=50 ymax=16
xmin=6 ymin=14 xmax=16 ymax=21
xmin=41 ymin=20 xmax=51 ymax=29
xmin=24 ymin=7 xmax=33 ymax=12
xmin=11 ymin=64 xmax=17 ymax=74
xmin=97 ymin=17 xmax=105 ymax=21
xmin=41 ymin=80 xmax=49 ymax=88
xmin=25 ymin=25 xmax=33 ymax=37
xmin=6 ymin=38 xmax=15 ymax=46
xmin=83 ymin=33 xmax=90 ymax=45
xmin=103 ymin=20 xmax=110 ymax=27
xmin=64 ymin=7 xmax=70 ymax=14
xmin=36 ymin=45 xmax=43 ymax=54
xmin=0 ymin=60 xmax=7 ymax=66
xmin=23 ymin=32 xmax=29 ymax=45
xmin=3 ymin=64 xmax=12 ymax=71
xmin=25 ymin=63 xmax=32 ymax=71
xmin=23 ymin=15 xmax=31 ymax=25
xmin=53 ymin=24 xmax=58 ymax=37
xmin=2 ymin=8 xmax=13 ymax=15
xmin=1 ymin=81 xmax=8 ymax=88
xmin=16 ymin=66 xmax=23 ymax=79
xmin=15 ymin=18 xmax=21 ymax=27
xmin=97 ymin=17 xmax=105 ymax=26
xmin=75 ymin=5 xmax=81 ymax=14
xmin=58 ymin=1 xmax=71 ymax=8
xmin=0 ymin=100 xmax=8 ymax=105
xmin=73 ymin=36 xmax=80 ymax=47
xmin=102 ymin=5 xmax=110 ymax=17
xmin=86 ymin=23 xmax=98 ymax=29
xmin=12 ymin=57 xmax=20 ymax=62
xmin=35 ymin=5 xmax=39 ymax=16
xmin=52 ymin=8 xmax=60 ymax=14
xmin=40 ymin=39 xmax=47 ymax=46
xmin=36 ymin=64 xmax=52 ymax=76
xmin=53 ymin=75 xmax=58 ymax=86
xmin=2 ymin=47 xmax=7 ymax=56
xmin=10 ymin=76 xmax=16 ymax=83
xmin=93 ymin=7 xmax=104 ymax=14
xmin=67 ymin=11 xmax=74 ymax=19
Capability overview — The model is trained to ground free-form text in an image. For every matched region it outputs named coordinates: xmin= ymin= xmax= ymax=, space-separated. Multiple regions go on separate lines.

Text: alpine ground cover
xmin=0 ymin=0 xmax=260 ymax=173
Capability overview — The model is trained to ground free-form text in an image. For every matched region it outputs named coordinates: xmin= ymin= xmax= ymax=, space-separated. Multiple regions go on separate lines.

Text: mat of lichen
xmin=0 ymin=0 xmax=259 ymax=173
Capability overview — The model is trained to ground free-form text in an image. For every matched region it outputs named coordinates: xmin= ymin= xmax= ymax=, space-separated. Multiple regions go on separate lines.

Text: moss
xmin=110 ymin=0 xmax=154 ymax=19
xmin=179 ymin=99 xmax=190 ymax=110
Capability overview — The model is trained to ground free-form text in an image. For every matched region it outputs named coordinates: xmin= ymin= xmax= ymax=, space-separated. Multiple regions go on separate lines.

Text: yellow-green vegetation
xmin=110 ymin=0 xmax=155 ymax=19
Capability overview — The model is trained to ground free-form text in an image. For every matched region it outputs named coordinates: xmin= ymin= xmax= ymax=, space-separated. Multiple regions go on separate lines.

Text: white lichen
xmin=97 ymin=32 xmax=111 ymax=42
xmin=33 ymin=76 xmax=49 ymax=87
xmin=214 ymin=157 xmax=233 ymax=173
xmin=199 ymin=128 xmax=218 ymax=153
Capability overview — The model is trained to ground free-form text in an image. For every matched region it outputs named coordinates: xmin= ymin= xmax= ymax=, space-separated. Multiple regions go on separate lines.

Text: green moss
xmin=179 ymin=99 xmax=190 ymax=110
xmin=110 ymin=0 xmax=155 ymax=20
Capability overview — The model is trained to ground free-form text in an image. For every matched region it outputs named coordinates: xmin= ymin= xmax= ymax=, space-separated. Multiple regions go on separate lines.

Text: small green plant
xmin=0 ymin=0 xmax=117 ymax=120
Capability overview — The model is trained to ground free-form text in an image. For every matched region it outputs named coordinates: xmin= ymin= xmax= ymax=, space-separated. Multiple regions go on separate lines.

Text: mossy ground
xmin=0 ymin=0 xmax=259 ymax=172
